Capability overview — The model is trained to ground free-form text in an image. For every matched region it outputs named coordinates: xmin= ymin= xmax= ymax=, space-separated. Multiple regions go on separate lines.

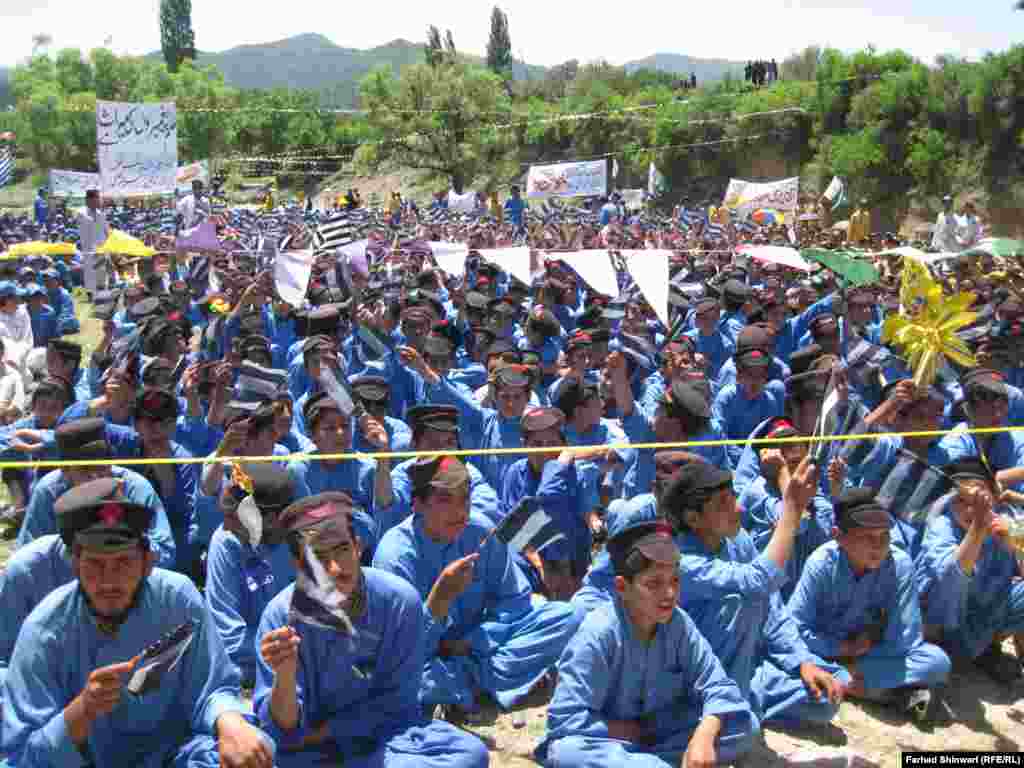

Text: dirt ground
xmin=447 ymin=641 xmax=1024 ymax=768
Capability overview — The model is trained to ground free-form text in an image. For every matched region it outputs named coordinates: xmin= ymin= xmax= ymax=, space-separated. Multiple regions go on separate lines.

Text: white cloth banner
xmin=478 ymin=246 xmax=532 ymax=287
xmin=97 ymin=101 xmax=178 ymax=195
xmin=722 ymin=177 xmax=799 ymax=219
xmin=446 ymin=190 xmax=478 ymax=214
xmin=621 ymin=249 xmax=671 ymax=328
xmin=274 ymin=248 xmax=316 ymax=307
xmin=619 ymin=189 xmax=645 ymax=212
xmin=555 ymin=250 xmax=619 ymax=298
xmin=526 ymin=160 xmax=607 ymax=199
xmin=50 ymin=170 xmax=99 ymax=198
xmin=735 ymin=244 xmax=812 ymax=272
xmin=176 ymin=160 xmax=209 ymax=194
xmin=429 ymin=242 xmax=470 ymax=277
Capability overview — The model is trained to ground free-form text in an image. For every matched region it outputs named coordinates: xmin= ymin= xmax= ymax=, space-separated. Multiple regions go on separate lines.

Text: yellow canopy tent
xmin=96 ymin=230 xmax=156 ymax=258
xmin=1 ymin=241 xmax=78 ymax=259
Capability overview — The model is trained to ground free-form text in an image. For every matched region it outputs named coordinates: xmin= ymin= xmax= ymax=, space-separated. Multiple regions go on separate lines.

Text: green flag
xmin=801 ymin=248 xmax=880 ymax=287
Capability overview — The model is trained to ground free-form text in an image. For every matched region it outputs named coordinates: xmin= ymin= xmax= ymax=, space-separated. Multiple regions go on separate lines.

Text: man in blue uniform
xmin=537 ymin=520 xmax=757 ymax=768
xmin=788 ymin=488 xmax=951 ymax=722
xmin=3 ymin=477 xmax=274 ymax=768
xmin=373 ymin=455 xmax=582 ymax=719
xmin=254 ymin=491 xmax=489 ymax=768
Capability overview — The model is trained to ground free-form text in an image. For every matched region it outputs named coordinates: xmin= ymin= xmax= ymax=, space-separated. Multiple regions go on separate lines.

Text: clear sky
xmin=1 ymin=0 xmax=1019 ymax=68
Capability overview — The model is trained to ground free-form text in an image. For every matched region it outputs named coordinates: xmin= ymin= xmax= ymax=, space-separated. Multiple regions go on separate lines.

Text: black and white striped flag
xmin=314 ymin=213 xmax=356 ymax=254
xmin=0 ymin=147 xmax=12 ymax=188
xmin=492 ymin=497 xmax=566 ymax=555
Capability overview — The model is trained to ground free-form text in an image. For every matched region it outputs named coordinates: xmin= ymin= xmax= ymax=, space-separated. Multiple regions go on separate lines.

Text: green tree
xmin=160 ymin=0 xmax=195 ymax=74
xmin=425 ymin=26 xmax=443 ymax=68
xmin=486 ymin=7 xmax=512 ymax=77
xmin=359 ymin=60 xmax=518 ymax=193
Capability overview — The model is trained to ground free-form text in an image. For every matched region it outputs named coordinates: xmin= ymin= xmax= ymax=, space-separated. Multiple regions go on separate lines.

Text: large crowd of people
xmin=0 ymin=177 xmax=1020 ymax=768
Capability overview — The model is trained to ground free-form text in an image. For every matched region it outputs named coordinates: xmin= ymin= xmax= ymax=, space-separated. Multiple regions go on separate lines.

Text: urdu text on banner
xmin=96 ymin=101 xmax=178 ymax=196
xmin=722 ymin=177 xmax=799 ymax=219
xmin=49 ymin=170 xmax=100 ymax=198
xmin=525 ymin=160 xmax=608 ymax=199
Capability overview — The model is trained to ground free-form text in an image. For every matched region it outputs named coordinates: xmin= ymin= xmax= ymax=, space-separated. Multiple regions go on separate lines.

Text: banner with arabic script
xmin=97 ymin=102 xmax=178 ymax=196
xmin=50 ymin=170 xmax=100 ymax=198
xmin=722 ymin=177 xmax=799 ymax=219
xmin=526 ymin=160 xmax=607 ymax=199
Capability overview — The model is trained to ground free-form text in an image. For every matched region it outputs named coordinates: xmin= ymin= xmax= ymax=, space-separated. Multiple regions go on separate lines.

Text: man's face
xmin=968 ymin=390 xmax=1009 ymax=429
xmin=848 ymin=299 xmax=873 ymax=327
xmin=895 ymin=397 xmax=944 ymax=434
xmin=135 ymin=413 xmax=176 ymax=446
xmin=615 ymin=561 xmax=680 ymax=627
xmin=312 ymin=409 xmax=352 ymax=454
xmin=837 ymin=526 xmax=890 ymax=573
xmin=692 ymin=487 xmax=742 ymax=540
xmin=525 ymin=426 xmax=563 ymax=470
xmin=75 ymin=545 xmax=154 ymax=621
xmin=736 ymin=364 xmax=769 ymax=399
xmin=417 ymin=486 xmax=471 ymax=544
xmin=694 ymin=307 xmax=718 ymax=335
xmin=248 ymin=423 xmax=278 ymax=456
xmin=415 ymin=427 xmax=458 ymax=453
xmin=573 ymin=390 xmax=603 ymax=434
xmin=495 ymin=383 xmax=531 ymax=419
xmin=310 ymin=524 xmax=362 ymax=597
xmin=33 ymin=394 xmax=66 ymax=429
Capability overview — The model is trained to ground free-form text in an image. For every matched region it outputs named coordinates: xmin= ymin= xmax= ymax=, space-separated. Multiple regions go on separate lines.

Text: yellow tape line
xmin=2 ymin=424 xmax=1020 ymax=470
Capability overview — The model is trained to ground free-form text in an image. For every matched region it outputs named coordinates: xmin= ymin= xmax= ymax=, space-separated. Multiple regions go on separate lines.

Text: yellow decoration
xmin=882 ymin=257 xmax=978 ymax=388
xmin=4 ymin=241 xmax=78 ymax=257
xmin=231 ymin=462 xmax=254 ymax=494
xmin=209 ymin=298 xmax=231 ymax=315
xmin=96 ymin=230 xmax=156 ymax=258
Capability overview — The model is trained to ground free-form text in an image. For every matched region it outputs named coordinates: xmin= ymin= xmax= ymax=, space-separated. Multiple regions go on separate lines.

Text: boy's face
xmin=615 ymin=561 xmax=679 ymax=627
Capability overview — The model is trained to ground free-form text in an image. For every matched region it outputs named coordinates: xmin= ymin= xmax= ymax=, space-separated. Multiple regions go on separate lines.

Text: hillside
xmin=154 ymin=34 xmax=545 ymax=106
xmin=623 ymin=52 xmax=746 ymax=82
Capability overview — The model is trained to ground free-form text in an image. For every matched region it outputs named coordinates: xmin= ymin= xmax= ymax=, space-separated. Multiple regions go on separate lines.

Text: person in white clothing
xmin=75 ymin=188 xmax=110 ymax=295
xmin=931 ymin=194 xmax=959 ymax=253
xmin=957 ymin=201 xmax=981 ymax=250
xmin=0 ymin=282 xmax=33 ymax=377
xmin=177 ymin=179 xmax=210 ymax=231
xmin=0 ymin=337 xmax=27 ymax=422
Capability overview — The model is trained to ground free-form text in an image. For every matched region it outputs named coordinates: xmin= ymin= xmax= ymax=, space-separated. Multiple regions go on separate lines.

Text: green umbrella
xmin=801 ymin=248 xmax=880 ymax=287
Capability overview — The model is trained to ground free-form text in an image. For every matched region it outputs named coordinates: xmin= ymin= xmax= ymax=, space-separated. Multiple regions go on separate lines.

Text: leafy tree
xmin=486 ymin=7 xmax=512 ymax=77
xmin=160 ymin=0 xmax=195 ymax=74
xmin=425 ymin=26 xmax=443 ymax=68
xmin=359 ymin=60 xmax=518 ymax=194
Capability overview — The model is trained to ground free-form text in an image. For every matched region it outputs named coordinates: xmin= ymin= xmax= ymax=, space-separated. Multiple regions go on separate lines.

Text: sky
xmin=1 ymin=0 xmax=1018 ymax=68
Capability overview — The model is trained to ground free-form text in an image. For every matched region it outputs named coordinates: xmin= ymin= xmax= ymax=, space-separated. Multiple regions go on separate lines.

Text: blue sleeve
xmin=680 ymin=551 xmax=787 ymax=603
xmin=55 ymin=294 xmax=79 ymax=336
xmin=469 ymin=471 xmax=500 ymax=527
xmin=424 ymin=377 xmax=487 ymax=440
xmin=286 ymin=462 xmax=312 ymax=499
xmin=326 ymin=583 xmax=424 ymax=743
xmin=620 ymin=402 xmax=655 ymax=444
xmin=786 ymin=553 xmax=843 ymax=659
xmin=791 ymin=292 xmax=836 ymax=342
xmin=652 ymin=614 xmax=753 ymax=735
xmin=17 ymin=482 xmax=58 ymax=547
xmin=545 ymin=621 xmax=613 ymax=741
xmin=875 ymin=555 xmax=926 ymax=657
xmin=2 ymin=621 xmax=89 ymax=768
xmin=175 ymin=415 xmax=223 ymax=458
xmin=204 ymin=531 xmax=257 ymax=675
xmin=761 ymin=595 xmax=813 ymax=674
xmin=254 ymin=599 xmax=309 ymax=751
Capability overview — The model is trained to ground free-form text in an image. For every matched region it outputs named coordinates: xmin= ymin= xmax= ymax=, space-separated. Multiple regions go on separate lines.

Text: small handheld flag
xmin=491 ymin=497 xmax=566 ymax=555
xmin=127 ymin=620 xmax=198 ymax=696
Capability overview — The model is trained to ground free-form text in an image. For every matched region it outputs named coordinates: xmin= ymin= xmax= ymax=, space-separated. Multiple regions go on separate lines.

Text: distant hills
xmin=0 ymin=36 xmax=748 ymax=109
xmin=622 ymin=53 xmax=746 ymax=84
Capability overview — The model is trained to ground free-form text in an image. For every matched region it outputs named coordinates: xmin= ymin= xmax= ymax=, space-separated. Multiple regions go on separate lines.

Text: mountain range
xmin=0 ymin=35 xmax=747 ymax=108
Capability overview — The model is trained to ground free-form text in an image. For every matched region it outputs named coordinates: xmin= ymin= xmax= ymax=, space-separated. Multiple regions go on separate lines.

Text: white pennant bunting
xmin=620 ymin=249 xmax=671 ymax=328
xmin=555 ymin=250 xmax=619 ymax=298
xmin=429 ymin=242 xmax=470 ymax=277
xmin=478 ymin=246 xmax=532 ymax=287
xmin=274 ymin=248 xmax=315 ymax=308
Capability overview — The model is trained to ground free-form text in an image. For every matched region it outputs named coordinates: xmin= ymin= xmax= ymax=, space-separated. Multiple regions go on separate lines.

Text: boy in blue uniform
xmin=788 ymin=488 xmax=951 ymax=723
xmin=255 ymin=491 xmax=489 ymax=768
xmin=538 ymin=520 xmax=756 ymax=768
xmin=3 ymin=477 xmax=274 ymax=768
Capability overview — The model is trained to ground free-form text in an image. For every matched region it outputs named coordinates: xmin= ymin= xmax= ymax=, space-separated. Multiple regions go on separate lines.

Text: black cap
xmin=834 ymin=488 xmax=890 ymax=532
xmin=565 ymin=331 xmax=593 ymax=352
xmin=407 ymin=404 xmax=459 ymax=434
xmin=303 ymin=390 xmax=342 ymax=427
xmin=961 ymin=368 xmax=1008 ymax=400
xmin=423 ymin=334 xmax=455 ymax=358
xmin=55 ymin=477 xmax=153 ymax=552
xmin=788 ymin=344 xmax=824 ymax=376
xmin=735 ymin=323 xmax=775 ymax=354
xmin=306 ymin=305 xmax=342 ymax=337
xmin=785 ymin=372 xmax=829 ymax=402
xmin=301 ymin=334 xmax=335 ymax=356
xmin=735 ymin=348 xmax=772 ymax=369
xmin=129 ymin=296 xmax=161 ymax=322
xmin=520 ymin=406 xmax=565 ymax=433
xmin=527 ymin=307 xmax=561 ymax=339
xmin=350 ymin=375 xmax=390 ymax=405
xmin=55 ymin=417 xmax=109 ymax=461
xmin=236 ymin=462 xmax=296 ymax=515
xmin=945 ymin=457 xmax=995 ymax=485
xmin=552 ymin=376 xmax=598 ymax=420
xmin=723 ymin=279 xmax=750 ymax=303
xmin=464 ymin=291 xmax=490 ymax=311
xmin=134 ymin=388 xmax=178 ymax=421
xmin=48 ymin=338 xmax=82 ymax=361
xmin=808 ymin=313 xmax=839 ymax=337
xmin=607 ymin=520 xmax=680 ymax=575
xmin=493 ymin=364 xmax=532 ymax=389
xmin=410 ymin=455 xmax=471 ymax=495
xmin=694 ymin=298 xmax=720 ymax=315
xmin=660 ymin=462 xmax=732 ymax=516
xmin=661 ymin=380 xmax=711 ymax=420
xmin=31 ymin=375 xmax=74 ymax=405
